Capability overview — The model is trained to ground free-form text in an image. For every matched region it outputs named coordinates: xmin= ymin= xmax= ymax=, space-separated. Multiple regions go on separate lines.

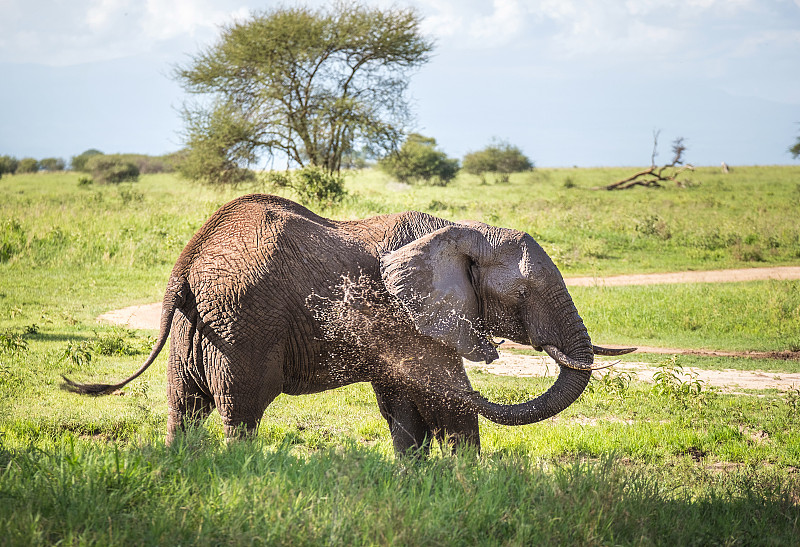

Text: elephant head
xmin=380 ymin=222 xmax=633 ymax=426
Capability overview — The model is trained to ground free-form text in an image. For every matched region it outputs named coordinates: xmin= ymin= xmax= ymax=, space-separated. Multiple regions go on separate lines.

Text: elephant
xmin=63 ymin=194 xmax=634 ymax=455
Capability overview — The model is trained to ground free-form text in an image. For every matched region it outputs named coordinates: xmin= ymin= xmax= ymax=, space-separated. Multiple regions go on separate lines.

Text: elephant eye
xmin=517 ymin=287 xmax=529 ymax=300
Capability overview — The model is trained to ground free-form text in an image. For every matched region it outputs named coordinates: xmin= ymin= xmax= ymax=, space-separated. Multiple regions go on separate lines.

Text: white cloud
xmin=467 ymin=0 xmax=526 ymax=45
xmin=411 ymin=0 xmax=799 ymax=106
xmin=142 ymin=0 xmax=247 ymax=42
xmin=2 ymin=0 xmax=797 ymax=105
xmin=418 ymin=0 xmax=532 ymax=46
xmin=414 ymin=0 xmax=799 ymax=75
xmin=0 ymin=0 xmax=249 ymax=66
xmin=730 ymin=28 xmax=800 ymax=58
xmin=86 ymin=0 xmax=133 ymax=32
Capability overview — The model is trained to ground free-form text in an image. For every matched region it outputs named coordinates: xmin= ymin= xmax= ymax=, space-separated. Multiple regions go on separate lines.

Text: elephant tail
xmin=61 ymin=276 xmax=188 ymax=396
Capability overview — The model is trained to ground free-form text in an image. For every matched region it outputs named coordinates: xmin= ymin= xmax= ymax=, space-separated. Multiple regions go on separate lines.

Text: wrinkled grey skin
xmin=63 ymin=194 xmax=633 ymax=455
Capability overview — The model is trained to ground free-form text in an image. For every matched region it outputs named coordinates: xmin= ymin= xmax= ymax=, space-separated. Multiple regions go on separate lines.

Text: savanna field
xmin=1 ymin=167 xmax=799 ymax=544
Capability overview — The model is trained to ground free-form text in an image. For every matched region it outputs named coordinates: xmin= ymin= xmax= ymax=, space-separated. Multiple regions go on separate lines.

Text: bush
xmin=266 ymin=167 xmax=346 ymax=204
xmin=116 ymin=154 xmax=177 ymax=174
xmin=177 ymin=105 xmax=259 ymax=185
xmin=39 ymin=157 xmax=66 ymax=171
xmin=70 ymin=149 xmax=103 ymax=172
xmin=0 ymin=218 xmax=26 ymax=262
xmin=378 ymin=134 xmax=459 ymax=186
xmin=86 ymin=155 xmax=140 ymax=184
xmin=0 ymin=155 xmax=19 ymax=177
xmin=178 ymin=149 xmax=255 ymax=185
xmin=73 ymin=150 xmax=178 ymax=174
xmin=16 ymin=158 xmax=39 ymax=174
xmin=463 ymin=140 xmax=533 ymax=183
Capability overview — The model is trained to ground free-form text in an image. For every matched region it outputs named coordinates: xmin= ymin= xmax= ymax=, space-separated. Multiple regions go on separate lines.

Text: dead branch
xmin=601 ymin=133 xmax=695 ymax=190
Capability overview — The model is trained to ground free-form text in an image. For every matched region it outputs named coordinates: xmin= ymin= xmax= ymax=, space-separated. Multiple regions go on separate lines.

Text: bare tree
xmin=603 ymin=131 xmax=695 ymax=190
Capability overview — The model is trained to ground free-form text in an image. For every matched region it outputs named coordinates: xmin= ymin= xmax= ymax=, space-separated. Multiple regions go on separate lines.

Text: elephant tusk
xmin=541 ymin=345 xmax=622 ymax=371
xmin=542 ymin=344 xmax=593 ymax=370
xmin=587 ymin=359 xmax=620 ymax=371
xmin=593 ymin=345 xmax=637 ymax=356
xmin=488 ymin=337 xmax=505 ymax=348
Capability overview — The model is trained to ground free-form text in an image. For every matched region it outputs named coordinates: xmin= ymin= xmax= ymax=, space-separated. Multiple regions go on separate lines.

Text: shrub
xmin=61 ymin=340 xmax=93 ymax=370
xmin=17 ymin=158 xmax=39 ymax=174
xmin=652 ymin=355 xmax=711 ymax=409
xmin=177 ymin=136 xmax=255 ymax=185
xmin=0 ymin=218 xmax=26 ymax=262
xmin=161 ymin=149 xmax=189 ymax=172
xmin=463 ymin=140 xmax=533 ymax=183
xmin=73 ymin=151 xmax=177 ymax=175
xmin=117 ymin=154 xmax=176 ymax=174
xmin=635 ymin=215 xmax=672 ymax=240
xmin=378 ymin=133 xmax=459 ymax=186
xmin=266 ymin=167 xmax=346 ymax=204
xmin=94 ymin=328 xmax=154 ymax=356
xmin=39 ymin=157 xmax=66 ymax=171
xmin=789 ymin=130 xmax=799 ymax=159
xmin=0 ymin=330 xmax=28 ymax=355
xmin=0 ymin=155 xmax=19 ymax=177
xmin=86 ymin=155 xmax=140 ymax=184
xmin=70 ymin=149 xmax=103 ymax=172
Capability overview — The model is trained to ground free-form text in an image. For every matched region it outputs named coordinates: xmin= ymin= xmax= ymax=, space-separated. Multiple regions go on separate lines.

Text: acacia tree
xmin=378 ymin=133 xmax=459 ymax=186
xmin=462 ymin=140 xmax=533 ymax=184
xmin=175 ymin=1 xmax=433 ymax=183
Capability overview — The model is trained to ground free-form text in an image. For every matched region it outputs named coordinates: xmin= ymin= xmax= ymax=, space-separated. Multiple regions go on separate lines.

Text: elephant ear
xmin=380 ymin=225 xmax=499 ymax=364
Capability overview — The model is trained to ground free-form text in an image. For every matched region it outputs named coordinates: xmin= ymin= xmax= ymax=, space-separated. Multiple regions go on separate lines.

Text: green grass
xmin=2 ymin=436 xmax=797 ymax=545
xmin=3 ymin=166 xmax=800 ymax=278
xmin=1 ymin=368 xmax=799 ymax=544
xmin=1 ymin=168 xmax=799 ymax=544
xmin=572 ymin=280 xmax=800 ymax=354
xmin=343 ymin=166 xmax=800 ymax=275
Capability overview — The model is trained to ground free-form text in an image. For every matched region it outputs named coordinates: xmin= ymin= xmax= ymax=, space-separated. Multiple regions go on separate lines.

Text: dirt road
xmin=470 ymin=352 xmax=800 ymax=393
xmin=564 ymin=265 xmax=800 ymax=287
xmin=97 ymin=266 xmax=800 ymax=391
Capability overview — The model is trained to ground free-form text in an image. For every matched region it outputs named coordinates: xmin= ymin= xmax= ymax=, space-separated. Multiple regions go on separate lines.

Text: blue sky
xmin=1 ymin=0 xmax=799 ymax=167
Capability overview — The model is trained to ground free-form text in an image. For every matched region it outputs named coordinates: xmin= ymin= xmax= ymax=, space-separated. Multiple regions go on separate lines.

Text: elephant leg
xmin=413 ymin=353 xmax=481 ymax=455
xmin=373 ymin=383 xmax=433 ymax=456
xmin=209 ymin=343 xmax=285 ymax=442
xmin=166 ymin=384 xmax=214 ymax=445
xmin=166 ymin=316 xmax=215 ymax=445
xmin=418 ymin=397 xmax=480 ymax=455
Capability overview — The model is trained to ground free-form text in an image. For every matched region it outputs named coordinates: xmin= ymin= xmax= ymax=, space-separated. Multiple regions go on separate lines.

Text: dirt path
xmin=565 ymin=265 xmax=800 ymax=287
xmin=97 ymin=266 xmax=800 ymax=391
xmin=469 ymin=352 xmax=800 ymax=393
xmin=98 ymin=302 xmax=163 ymax=331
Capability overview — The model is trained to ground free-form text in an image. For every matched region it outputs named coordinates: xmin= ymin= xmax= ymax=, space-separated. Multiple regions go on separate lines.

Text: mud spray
xmin=306 ymin=272 xmax=482 ymax=407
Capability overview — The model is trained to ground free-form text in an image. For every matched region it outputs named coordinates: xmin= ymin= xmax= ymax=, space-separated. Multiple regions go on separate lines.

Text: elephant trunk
xmin=465 ymin=366 xmax=591 ymax=426
xmin=464 ymin=286 xmax=593 ymax=425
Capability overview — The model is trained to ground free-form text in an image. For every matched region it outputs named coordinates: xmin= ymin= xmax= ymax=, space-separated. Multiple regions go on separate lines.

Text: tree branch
xmin=601 ymin=133 xmax=696 ymax=190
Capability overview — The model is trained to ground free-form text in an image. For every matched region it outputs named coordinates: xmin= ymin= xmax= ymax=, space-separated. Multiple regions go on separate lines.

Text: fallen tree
xmin=603 ymin=131 xmax=694 ymax=190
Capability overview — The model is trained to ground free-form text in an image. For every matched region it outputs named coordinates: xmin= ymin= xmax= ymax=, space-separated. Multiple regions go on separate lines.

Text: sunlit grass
xmin=4 ymin=166 xmax=800 ymax=278
xmin=572 ymin=280 xmax=800 ymax=353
